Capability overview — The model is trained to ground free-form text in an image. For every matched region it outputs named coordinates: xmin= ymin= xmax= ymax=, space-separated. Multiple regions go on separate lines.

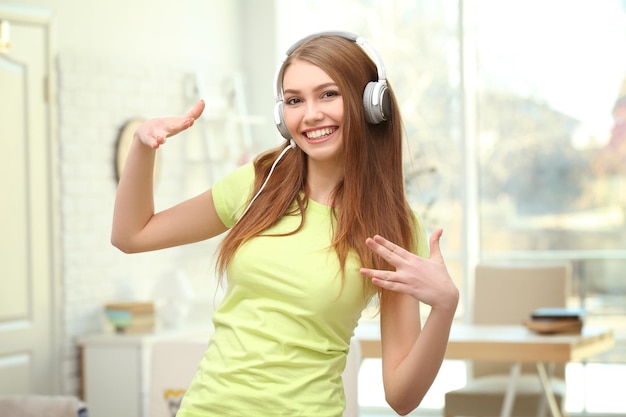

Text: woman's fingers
xmin=135 ymin=100 xmax=205 ymax=149
xmin=428 ymin=229 xmax=444 ymax=263
xmin=163 ymin=100 xmax=206 ymax=138
xmin=365 ymin=235 xmax=411 ymax=266
xmin=186 ymin=99 xmax=205 ymax=120
xmin=360 ymin=231 xmax=457 ymax=307
xmin=168 ymin=99 xmax=205 ymax=135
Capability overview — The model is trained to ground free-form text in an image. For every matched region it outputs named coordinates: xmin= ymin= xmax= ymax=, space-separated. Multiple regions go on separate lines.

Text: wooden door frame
xmin=0 ymin=4 xmax=62 ymax=393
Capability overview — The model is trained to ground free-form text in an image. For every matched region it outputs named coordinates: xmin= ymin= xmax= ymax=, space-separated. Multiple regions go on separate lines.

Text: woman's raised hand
xmin=134 ymin=100 xmax=205 ymax=149
xmin=360 ymin=229 xmax=459 ymax=311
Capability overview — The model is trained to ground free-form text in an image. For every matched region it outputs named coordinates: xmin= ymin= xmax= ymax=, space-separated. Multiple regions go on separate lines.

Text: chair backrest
xmin=471 ymin=261 xmax=571 ymax=378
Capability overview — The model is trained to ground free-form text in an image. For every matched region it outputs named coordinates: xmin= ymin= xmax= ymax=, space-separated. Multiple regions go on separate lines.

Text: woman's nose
xmin=303 ymin=103 xmax=323 ymax=123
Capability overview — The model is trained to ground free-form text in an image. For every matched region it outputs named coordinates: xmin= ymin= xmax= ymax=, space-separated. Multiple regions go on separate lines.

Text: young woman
xmin=112 ymin=31 xmax=459 ymax=417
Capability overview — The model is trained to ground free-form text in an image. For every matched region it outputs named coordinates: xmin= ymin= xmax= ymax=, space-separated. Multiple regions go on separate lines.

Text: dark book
xmin=526 ymin=307 xmax=585 ymax=334
xmin=531 ymin=307 xmax=586 ymax=321
xmin=525 ymin=318 xmax=583 ymax=334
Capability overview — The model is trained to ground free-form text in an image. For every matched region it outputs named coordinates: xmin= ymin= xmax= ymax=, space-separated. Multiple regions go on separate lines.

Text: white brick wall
xmin=57 ymin=52 xmax=225 ymax=395
xmin=33 ymin=0 xmax=279 ymax=398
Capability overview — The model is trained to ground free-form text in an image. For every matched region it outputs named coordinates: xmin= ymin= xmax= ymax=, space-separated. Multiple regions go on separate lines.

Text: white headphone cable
xmin=236 ymin=139 xmax=296 ymax=223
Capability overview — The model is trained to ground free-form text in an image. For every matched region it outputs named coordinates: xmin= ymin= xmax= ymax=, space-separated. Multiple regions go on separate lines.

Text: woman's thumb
xmin=429 ymin=228 xmax=444 ymax=261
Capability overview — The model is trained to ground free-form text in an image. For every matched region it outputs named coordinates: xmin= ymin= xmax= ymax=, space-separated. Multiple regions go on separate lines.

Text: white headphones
xmin=238 ymin=31 xmax=390 ymax=223
xmin=273 ymin=31 xmax=391 ymax=140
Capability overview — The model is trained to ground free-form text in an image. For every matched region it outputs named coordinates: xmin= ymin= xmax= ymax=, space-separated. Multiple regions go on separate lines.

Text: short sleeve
xmin=211 ymin=163 xmax=255 ymax=228
xmin=412 ymin=210 xmax=430 ymax=258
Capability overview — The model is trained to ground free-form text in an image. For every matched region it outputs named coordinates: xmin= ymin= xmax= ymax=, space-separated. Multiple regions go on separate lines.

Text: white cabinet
xmin=78 ymin=327 xmax=210 ymax=417
xmin=80 ymin=328 xmax=361 ymax=417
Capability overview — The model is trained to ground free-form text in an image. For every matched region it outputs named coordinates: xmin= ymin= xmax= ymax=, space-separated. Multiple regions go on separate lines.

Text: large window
xmin=275 ymin=0 xmax=626 ymax=415
xmin=475 ymin=3 xmax=626 ymax=413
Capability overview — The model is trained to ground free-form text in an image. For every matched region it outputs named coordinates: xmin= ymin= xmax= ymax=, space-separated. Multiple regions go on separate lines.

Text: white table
xmin=354 ymin=323 xmax=615 ymax=417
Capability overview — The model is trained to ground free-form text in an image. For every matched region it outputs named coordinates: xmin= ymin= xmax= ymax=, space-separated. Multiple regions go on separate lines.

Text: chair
xmin=443 ymin=262 xmax=571 ymax=417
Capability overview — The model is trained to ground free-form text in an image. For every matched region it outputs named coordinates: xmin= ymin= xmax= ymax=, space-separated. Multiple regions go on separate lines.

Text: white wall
xmin=2 ymin=0 xmax=278 ymax=396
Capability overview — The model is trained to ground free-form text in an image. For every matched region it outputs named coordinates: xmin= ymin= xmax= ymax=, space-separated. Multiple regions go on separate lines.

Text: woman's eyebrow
xmin=283 ymin=82 xmax=338 ymax=96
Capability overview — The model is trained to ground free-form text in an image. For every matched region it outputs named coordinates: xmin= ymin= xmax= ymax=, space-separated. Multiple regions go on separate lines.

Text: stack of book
xmin=525 ymin=307 xmax=585 ymax=334
xmin=104 ymin=301 xmax=155 ymax=334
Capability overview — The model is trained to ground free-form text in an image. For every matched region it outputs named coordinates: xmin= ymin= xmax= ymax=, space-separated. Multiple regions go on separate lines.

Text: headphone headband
xmin=273 ymin=31 xmax=391 ymax=139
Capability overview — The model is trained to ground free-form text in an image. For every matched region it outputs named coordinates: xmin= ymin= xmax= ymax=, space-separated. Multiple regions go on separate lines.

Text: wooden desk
xmin=354 ymin=323 xmax=615 ymax=417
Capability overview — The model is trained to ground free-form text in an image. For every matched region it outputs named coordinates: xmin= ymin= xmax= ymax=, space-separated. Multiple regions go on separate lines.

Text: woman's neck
xmin=306 ymin=161 xmax=342 ymax=207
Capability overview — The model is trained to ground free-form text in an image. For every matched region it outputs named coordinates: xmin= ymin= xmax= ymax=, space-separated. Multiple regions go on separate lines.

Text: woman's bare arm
xmin=360 ymin=230 xmax=459 ymax=415
xmin=111 ymin=100 xmax=228 ymax=253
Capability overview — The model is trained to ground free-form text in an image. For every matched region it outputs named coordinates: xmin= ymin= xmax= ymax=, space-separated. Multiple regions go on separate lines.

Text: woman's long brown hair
xmin=216 ymin=35 xmax=417 ymax=296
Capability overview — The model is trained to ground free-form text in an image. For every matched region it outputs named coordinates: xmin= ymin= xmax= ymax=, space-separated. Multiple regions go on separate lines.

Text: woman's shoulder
xmin=216 ymin=162 xmax=255 ymax=186
xmin=212 ymin=163 xmax=256 ymax=227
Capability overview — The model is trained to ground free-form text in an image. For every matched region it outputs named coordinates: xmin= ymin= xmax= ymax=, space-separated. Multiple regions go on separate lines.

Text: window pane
xmin=476 ymin=3 xmax=626 ymax=413
xmin=476 ymin=1 xmax=626 ymax=253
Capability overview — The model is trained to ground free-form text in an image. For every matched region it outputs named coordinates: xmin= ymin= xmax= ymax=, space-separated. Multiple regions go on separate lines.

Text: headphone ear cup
xmin=363 ymin=81 xmax=390 ymax=124
xmin=273 ymin=101 xmax=292 ymax=139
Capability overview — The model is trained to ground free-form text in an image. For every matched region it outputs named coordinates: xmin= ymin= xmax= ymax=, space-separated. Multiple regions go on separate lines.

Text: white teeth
xmin=306 ymin=128 xmax=334 ymax=139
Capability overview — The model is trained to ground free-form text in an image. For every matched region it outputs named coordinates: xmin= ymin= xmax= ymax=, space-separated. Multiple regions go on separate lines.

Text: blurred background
xmin=1 ymin=0 xmax=625 ymax=415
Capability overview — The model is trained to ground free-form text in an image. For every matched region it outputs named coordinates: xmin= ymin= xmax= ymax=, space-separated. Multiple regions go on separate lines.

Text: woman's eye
xmin=286 ymin=97 xmax=301 ymax=105
xmin=322 ymin=91 xmax=339 ymax=99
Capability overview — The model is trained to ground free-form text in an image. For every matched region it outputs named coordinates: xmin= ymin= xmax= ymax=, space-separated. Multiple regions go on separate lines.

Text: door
xmin=0 ymin=8 xmax=59 ymax=394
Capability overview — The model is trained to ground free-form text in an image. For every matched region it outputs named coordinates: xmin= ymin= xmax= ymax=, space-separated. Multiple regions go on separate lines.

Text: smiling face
xmin=282 ymin=59 xmax=344 ymax=165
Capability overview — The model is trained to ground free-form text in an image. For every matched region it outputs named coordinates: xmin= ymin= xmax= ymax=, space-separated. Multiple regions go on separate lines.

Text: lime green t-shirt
xmin=177 ymin=163 xmax=426 ymax=417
